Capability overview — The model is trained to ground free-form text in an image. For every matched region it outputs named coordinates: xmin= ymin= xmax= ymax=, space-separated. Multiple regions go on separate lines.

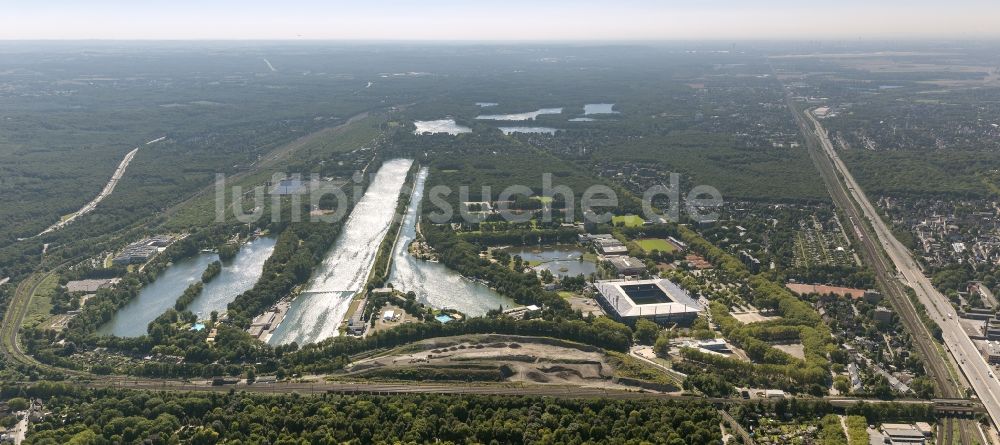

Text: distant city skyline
xmin=3 ymin=0 xmax=1000 ymax=40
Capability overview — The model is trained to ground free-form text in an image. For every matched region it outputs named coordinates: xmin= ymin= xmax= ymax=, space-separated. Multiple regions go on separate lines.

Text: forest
xmin=15 ymin=387 xmax=723 ymax=445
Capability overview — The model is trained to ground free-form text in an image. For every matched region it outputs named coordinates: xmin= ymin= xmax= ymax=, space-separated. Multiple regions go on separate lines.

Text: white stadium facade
xmin=594 ymin=278 xmax=702 ymax=324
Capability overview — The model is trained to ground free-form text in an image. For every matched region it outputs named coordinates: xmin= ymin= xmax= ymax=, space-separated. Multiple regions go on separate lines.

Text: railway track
xmin=784 ymin=92 xmax=981 ymax=444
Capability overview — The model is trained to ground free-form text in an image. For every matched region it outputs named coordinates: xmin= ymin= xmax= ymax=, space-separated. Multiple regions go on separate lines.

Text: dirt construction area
xmin=342 ymin=334 xmax=642 ymax=390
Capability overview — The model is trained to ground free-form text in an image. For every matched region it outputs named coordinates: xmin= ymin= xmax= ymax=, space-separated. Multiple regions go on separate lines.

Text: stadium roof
xmin=594 ymin=278 xmax=701 ymax=319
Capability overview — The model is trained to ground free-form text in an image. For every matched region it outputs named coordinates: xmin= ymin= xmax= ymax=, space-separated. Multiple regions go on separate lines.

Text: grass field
xmin=163 ymin=115 xmax=381 ymax=229
xmin=635 ymin=238 xmax=676 ymax=253
xmin=612 ymin=215 xmax=645 ymax=228
xmin=23 ymin=274 xmax=58 ymax=329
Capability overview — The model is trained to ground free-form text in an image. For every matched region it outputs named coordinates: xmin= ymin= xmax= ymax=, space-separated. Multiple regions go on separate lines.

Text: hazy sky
xmin=3 ymin=0 xmax=1000 ymax=40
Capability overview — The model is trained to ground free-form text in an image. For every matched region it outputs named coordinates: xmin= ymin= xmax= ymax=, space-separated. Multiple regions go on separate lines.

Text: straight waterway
xmin=268 ymin=158 xmax=414 ymax=345
xmin=387 ymin=167 xmax=514 ymax=315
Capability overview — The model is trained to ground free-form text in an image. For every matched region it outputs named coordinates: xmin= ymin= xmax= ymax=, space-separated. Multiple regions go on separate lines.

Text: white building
xmin=593 ymin=278 xmax=701 ymax=324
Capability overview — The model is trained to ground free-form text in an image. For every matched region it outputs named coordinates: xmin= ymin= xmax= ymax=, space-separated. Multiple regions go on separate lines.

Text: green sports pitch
xmin=635 ymin=238 xmax=676 ymax=253
xmin=611 ymin=215 xmax=645 ymax=227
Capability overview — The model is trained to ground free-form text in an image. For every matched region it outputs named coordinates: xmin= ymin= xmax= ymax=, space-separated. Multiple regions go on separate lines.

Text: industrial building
xmin=346 ymin=297 xmax=368 ymax=336
xmin=112 ymin=235 xmax=175 ymax=266
xmin=879 ymin=423 xmax=927 ymax=444
xmin=64 ymin=278 xmax=118 ymax=293
xmin=593 ymin=278 xmax=701 ymax=324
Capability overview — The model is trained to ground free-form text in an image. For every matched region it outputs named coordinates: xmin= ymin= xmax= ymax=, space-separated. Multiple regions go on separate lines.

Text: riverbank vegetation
xmin=200 ymin=260 xmax=222 ymax=283
xmin=173 ymin=282 xmax=204 ymax=312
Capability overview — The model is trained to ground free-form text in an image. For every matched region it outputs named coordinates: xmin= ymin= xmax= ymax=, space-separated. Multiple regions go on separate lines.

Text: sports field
xmin=612 ymin=215 xmax=645 ymax=227
xmin=621 ymin=283 xmax=672 ymax=304
xmin=635 ymin=238 xmax=676 ymax=253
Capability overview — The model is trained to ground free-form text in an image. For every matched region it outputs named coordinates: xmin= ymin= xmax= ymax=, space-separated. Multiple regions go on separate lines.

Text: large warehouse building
xmin=594 ymin=278 xmax=702 ymax=324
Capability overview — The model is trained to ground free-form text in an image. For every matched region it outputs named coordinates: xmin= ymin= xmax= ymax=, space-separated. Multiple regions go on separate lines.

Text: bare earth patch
xmin=773 ymin=343 xmax=806 ymax=360
xmin=343 ymin=334 xmax=647 ymax=390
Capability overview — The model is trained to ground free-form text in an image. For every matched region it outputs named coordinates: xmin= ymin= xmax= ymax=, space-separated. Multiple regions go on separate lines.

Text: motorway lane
xmin=35 ymin=136 xmax=161 ymax=237
xmin=786 ymin=98 xmax=976 ymax=443
xmin=790 ymin=98 xmax=961 ymax=397
xmin=805 ymin=110 xmax=1000 ymax=432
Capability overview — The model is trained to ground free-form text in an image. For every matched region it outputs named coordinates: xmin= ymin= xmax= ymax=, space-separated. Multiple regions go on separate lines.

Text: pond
xmin=476 ymin=108 xmax=563 ymax=121
xmin=387 ymin=167 xmax=514 ymax=316
xmin=268 ymin=158 xmax=414 ymax=345
xmin=502 ymin=245 xmax=597 ymax=278
xmin=97 ymin=237 xmax=276 ymax=338
xmin=413 ymin=119 xmax=471 ymax=135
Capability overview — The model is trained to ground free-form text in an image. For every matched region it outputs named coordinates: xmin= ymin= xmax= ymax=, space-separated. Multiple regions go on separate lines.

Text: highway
xmin=800 ymin=106 xmax=1000 ymax=436
xmin=36 ymin=136 xmax=164 ymax=237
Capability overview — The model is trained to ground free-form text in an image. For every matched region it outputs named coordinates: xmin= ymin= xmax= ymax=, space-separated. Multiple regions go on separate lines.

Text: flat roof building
xmin=607 ymin=256 xmax=646 ymax=276
xmin=880 ymin=423 xmax=925 ymax=444
xmin=874 ymin=306 xmax=894 ymax=325
xmin=65 ymin=278 xmax=117 ymax=293
xmin=347 ymin=297 xmax=368 ymax=336
xmin=112 ymin=237 xmax=168 ymax=266
xmin=985 ymin=317 xmax=1000 ymax=341
xmin=986 ymin=342 xmax=1000 ymax=365
xmin=594 ymin=238 xmax=628 ymax=255
xmin=594 ymin=278 xmax=701 ymax=324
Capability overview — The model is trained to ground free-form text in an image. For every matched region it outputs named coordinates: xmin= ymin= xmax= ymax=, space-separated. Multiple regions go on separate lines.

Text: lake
xmin=413 ymin=119 xmax=471 ymax=135
xmin=268 ymin=158 xmax=414 ymax=345
xmin=187 ymin=237 xmax=277 ymax=319
xmin=502 ymin=245 xmax=597 ymax=277
xmin=477 ymin=108 xmax=562 ymax=121
xmin=584 ymin=103 xmax=618 ymax=115
xmin=97 ymin=237 xmax=276 ymax=338
xmin=499 ymin=127 xmax=559 ymax=135
xmin=387 ymin=167 xmax=514 ymax=315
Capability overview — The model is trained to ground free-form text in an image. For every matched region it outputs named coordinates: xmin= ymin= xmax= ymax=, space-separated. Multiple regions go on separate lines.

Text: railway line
xmin=785 ymin=92 xmax=991 ymax=444
xmin=0 ymin=102 xmax=992 ymax=441
xmin=2 ymin=270 xmax=984 ymax=413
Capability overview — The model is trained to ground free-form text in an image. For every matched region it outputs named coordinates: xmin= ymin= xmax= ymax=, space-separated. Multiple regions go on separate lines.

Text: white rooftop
xmin=594 ymin=278 xmax=701 ymax=318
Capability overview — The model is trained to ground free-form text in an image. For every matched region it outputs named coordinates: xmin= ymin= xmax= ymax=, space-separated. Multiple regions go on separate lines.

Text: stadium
xmin=593 ymin=279 xmax=702 ymax=324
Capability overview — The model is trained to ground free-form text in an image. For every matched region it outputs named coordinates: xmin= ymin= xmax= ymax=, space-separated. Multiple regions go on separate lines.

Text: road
xmin=36 ymin=136 xmax=164 ymax=237
xmin=798 ymin=105 xmax=1000 ymax=436
xmin=804 ymin=109 xmax=1000 ymax=428
xmin=11 ymin=412 xmax=27 ymax=444
xmin=787 ymin=97 xmax=960 ymax=396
